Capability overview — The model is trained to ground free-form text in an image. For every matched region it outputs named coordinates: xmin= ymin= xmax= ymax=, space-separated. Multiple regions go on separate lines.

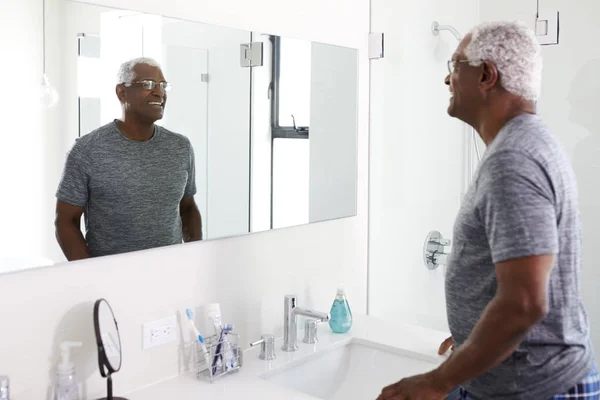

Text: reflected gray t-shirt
xmin=446 ymin=114 xmax=594 ymax=399
xmin=56 ymin=121 xmax=196 ymax=257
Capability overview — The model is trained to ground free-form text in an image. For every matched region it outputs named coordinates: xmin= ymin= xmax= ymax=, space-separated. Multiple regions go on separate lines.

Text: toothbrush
xmin=212 ymin=328 xmax=225 ymax=375
xmin=185 ymin=309 xmax=211 ymax=369
xmin=211 ymin=323 xmax=235 ymax=374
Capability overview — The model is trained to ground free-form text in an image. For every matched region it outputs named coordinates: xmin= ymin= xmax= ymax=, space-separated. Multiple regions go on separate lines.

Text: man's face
xmin=118 ymin=64 xmax=168 ymax=123
xmin=445 ymin=35 xmax=482 ymax=123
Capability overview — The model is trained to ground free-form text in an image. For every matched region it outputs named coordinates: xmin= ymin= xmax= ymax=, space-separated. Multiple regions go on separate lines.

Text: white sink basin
xmin=262 ymin=339 xmax=440 ymax=400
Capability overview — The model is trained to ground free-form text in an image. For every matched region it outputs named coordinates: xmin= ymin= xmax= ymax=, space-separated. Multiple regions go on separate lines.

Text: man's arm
xmin=180 ymin=197 xmax=202 ymax=241
xmin=431 ymin=254 xmax=554 ymax=392
xmin=55 ymin=200 xmax=90 ymax=261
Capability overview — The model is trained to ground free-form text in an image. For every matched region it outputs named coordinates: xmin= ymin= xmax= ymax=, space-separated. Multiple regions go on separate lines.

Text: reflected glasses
xmin=123 ymin=80 xmax=172 ymax=92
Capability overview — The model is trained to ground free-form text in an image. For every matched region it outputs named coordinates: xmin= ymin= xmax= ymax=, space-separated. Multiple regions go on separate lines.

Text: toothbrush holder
xmin=195 ymin=330 xmax=243 ymax=383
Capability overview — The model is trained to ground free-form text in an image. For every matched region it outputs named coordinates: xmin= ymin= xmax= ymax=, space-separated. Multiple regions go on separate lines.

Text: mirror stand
xmin=96 ymin=373 xmax=128 ymax=400
xmin=94 ymin=299 xmax=128 ymax=400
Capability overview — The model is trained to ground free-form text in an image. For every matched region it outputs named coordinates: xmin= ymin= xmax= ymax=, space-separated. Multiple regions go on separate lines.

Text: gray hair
xmin=465 ymin=21 xmax=543 ymax=101
xmin=116 ymin=57 xmax=162 ymax=84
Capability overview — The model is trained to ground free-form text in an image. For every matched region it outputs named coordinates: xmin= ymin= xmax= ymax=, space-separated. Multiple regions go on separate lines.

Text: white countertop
xmin=124 ymin=314 xmax=450 ymax=400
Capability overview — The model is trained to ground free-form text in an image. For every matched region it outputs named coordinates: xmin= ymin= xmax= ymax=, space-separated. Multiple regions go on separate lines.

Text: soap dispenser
xmin=53 ymin=341 xmax=82 ymax=400
xmin=328 ymin=285 xmax=353 ymax=333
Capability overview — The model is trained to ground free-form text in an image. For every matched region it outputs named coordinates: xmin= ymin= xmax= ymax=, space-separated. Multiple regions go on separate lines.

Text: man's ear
xmin=116 ymin=84 xmax=127 ymax=103
xmin=480 ymin=61 xmax=500 ymax=92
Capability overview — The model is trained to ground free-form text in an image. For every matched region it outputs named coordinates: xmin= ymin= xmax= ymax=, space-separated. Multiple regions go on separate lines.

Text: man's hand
xmin=438 ymin=336 xmax=454 ymax=355
xmin=55 ymin=200 xmax=90 ymax=261
xmin=376 ymin=372 xmax=449 ymax=400
xmin=180 ymin=197 xmax=203 ymax=241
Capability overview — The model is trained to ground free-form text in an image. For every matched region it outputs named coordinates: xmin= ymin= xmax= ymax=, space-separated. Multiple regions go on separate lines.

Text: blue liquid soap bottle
xmin=329 ymin=285 xmax=353 ymax=333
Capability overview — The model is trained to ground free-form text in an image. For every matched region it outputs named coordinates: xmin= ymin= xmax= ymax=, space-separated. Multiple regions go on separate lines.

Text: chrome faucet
xmin=0 ymin=376 xmax=9 ymax=400
xmin=283 ymin=295 xmax=330 ymax=352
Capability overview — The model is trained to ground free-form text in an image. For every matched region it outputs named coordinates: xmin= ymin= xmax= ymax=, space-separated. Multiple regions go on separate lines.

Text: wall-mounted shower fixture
xmin=431 ymin=21 xmax=462 ymax=42
xmin=423 ymin=231 xmax=452 ymax=270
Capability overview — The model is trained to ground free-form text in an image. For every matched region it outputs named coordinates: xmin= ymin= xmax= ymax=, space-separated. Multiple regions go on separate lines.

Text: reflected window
xmin=77 ymin=33 xmax=102 ymax=138
xmin=270 ymin=36 xmax=311 ymax=229
xmin=272 ymin=138 xmax=309 ymax=229
xmin=276 ymin=37 xmax=311 ymax=129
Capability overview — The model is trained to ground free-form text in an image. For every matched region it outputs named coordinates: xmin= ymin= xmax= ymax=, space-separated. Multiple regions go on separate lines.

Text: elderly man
xmin=378 ymin=21 xmax=597 ymax=400
xmin=55 ymin=57 xmax=202 ymax=260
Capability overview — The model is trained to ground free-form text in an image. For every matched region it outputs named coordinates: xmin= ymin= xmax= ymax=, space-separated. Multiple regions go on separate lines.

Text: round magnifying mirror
xmin=94 ymin=299 xmax=128 ymax=400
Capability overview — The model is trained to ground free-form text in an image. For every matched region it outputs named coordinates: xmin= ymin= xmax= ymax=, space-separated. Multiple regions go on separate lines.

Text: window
xmin=272 ymin=139 xmax=309 ymax=229
xmin=269 ymin=36 xmax=312 ymax=228
xmin=271 ymin=36 xmax=311 ymax=135
xmin=77 ymin=34 xmax=102 ymax=138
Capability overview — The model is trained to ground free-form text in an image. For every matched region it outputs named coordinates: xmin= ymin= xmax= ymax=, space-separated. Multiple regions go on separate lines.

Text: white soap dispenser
xmin=53 ymin=341 xmax=82 ymax=400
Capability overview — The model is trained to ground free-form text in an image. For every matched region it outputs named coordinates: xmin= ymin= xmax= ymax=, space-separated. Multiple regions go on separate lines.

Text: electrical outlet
xmin=143 ymin=315 xmax=177 ymax=349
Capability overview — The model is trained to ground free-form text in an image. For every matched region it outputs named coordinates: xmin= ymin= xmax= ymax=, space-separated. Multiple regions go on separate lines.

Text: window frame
xmin=269 ymin=35 xmax=310 ymax=140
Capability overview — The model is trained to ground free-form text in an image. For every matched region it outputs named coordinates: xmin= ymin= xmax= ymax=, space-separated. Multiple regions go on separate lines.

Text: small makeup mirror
xmin=93 ymin=299 xmax=128 ymax=400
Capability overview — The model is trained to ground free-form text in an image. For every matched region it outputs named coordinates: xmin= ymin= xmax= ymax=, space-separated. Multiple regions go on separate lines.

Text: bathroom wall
xmin=480 ymin=0 xmax=600 ymax=363
xmin=368 ymin=0 xmax=479 ymax=330
xmin=0 ymin=0 xmax=369 ymax=399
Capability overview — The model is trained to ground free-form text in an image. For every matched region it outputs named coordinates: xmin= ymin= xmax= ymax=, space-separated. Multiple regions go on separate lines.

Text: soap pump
xmin=328 ymin=284 xmax=353 ymax=333
xmin=54 ymin=341 xmax=82 ymax=400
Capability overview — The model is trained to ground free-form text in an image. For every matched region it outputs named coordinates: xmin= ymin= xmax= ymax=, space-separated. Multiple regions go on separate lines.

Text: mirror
xmin=93 ymin=299 xmax=127 ymax=400
xmin=0 ymin=0 xmax=358 ymax=274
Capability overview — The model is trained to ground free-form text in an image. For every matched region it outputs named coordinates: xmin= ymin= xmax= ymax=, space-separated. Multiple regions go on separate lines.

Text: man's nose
xmin=151 ymin=85 xmax=165 ymax=97
xmin=445 ymin=74 xmax=451 ymax=86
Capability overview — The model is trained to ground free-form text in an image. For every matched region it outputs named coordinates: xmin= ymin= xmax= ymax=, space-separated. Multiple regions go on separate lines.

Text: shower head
xmin=432 ymin=21 xmax=462 ymax=42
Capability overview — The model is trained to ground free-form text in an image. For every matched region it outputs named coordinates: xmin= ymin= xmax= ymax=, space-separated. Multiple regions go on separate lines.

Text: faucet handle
xmin=303 ymin=319 xmax=321 ymax=344
xmin=250 ymin=334 xmax=276 ymax=361
xmin=0 ymin=376 xmax=9 ymax=400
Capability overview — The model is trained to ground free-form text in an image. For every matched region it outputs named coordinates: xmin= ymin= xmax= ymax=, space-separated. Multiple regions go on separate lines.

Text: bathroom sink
xmin=261 ymin=340 xmax=440 ymax=400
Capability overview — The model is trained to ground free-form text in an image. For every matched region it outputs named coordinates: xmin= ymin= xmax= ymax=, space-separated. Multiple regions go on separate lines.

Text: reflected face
xmin=445 ymin=35 xmax=481 ymax=123
xmin=118 ymin=64 xmax=168 ymax=123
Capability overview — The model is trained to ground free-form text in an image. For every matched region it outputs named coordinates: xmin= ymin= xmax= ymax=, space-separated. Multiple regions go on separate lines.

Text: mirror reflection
xmin=56 ymin=56 xmax=202 ymax=260
xmin=95 ymin=300 xmax=122 ymax=371
xmin=0 ymin=1 xmax=358 ymax=272
xmin=93 ymin=299 xmax=127 ymax=400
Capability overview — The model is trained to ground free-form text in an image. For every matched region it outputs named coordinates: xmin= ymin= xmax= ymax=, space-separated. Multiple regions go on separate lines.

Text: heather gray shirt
xmin=446 ymin=114 xmax=594 ymax=399
xmin=56 ymin=121 xmax=196 ymax=257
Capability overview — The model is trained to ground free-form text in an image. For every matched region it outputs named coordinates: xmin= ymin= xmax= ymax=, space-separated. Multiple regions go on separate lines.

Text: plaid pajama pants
xmin=453 ymin=364 xmax=600 ymax=399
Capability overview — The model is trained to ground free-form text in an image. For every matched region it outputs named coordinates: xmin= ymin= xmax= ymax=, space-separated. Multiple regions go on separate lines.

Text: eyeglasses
xmin=123 ymin=80 xmax=172 ymax=92
xmin=447 ymin=59 xmax=482 ymax=74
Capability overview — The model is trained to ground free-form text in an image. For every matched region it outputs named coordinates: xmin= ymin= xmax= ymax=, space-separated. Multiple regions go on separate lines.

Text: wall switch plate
xmin=536 ymin=11 xmax=560 ymax=46
xmin=143 ymin=315 xmax=177 ymax=349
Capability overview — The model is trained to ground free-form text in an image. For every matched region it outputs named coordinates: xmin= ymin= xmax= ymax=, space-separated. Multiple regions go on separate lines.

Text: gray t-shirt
xmin=446 ymin=114 xmax=594 ymax=399
xmin=56 ymin=121 xmax=196 ymax=257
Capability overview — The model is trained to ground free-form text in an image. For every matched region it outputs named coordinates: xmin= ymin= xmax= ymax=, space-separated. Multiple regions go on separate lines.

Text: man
xmin=378 ymin=21 xmax=597 ymax=400
xmin=55 ymin=57 xmax=202 ymax=260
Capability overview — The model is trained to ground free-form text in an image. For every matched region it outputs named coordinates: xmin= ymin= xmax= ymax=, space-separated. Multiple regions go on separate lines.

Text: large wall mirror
xmin=0 ymin=0 xmax=358 ymax=274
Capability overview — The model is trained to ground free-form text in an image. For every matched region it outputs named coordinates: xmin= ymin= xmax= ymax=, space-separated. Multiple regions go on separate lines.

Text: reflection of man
xmin=55 ymin=57 xmax=202 ymax=261
xmin=378 ymin=22 xmax=596 ymax=400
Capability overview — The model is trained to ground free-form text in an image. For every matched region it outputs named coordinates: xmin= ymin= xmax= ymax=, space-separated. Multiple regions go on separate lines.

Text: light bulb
xmin=39 ymin=73 xmax=59 ymax=108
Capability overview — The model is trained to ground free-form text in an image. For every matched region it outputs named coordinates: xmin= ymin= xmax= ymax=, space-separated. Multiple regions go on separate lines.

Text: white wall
xmin=480 ymin=0 xmax=600 ymax=364
xmin=0 ymin=0 xmax=369 ymax=398
xmin=309 ymin=43 xmax=359 ymax=223
xmin=368 ymin=0 xmax=479 ymax=330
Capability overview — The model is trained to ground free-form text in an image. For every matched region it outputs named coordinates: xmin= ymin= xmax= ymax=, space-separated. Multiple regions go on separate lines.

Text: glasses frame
xmin=447 ymin=59 xmax=483 ymax=74
xmin=123 ymin=79 xmax=171 ymax=92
